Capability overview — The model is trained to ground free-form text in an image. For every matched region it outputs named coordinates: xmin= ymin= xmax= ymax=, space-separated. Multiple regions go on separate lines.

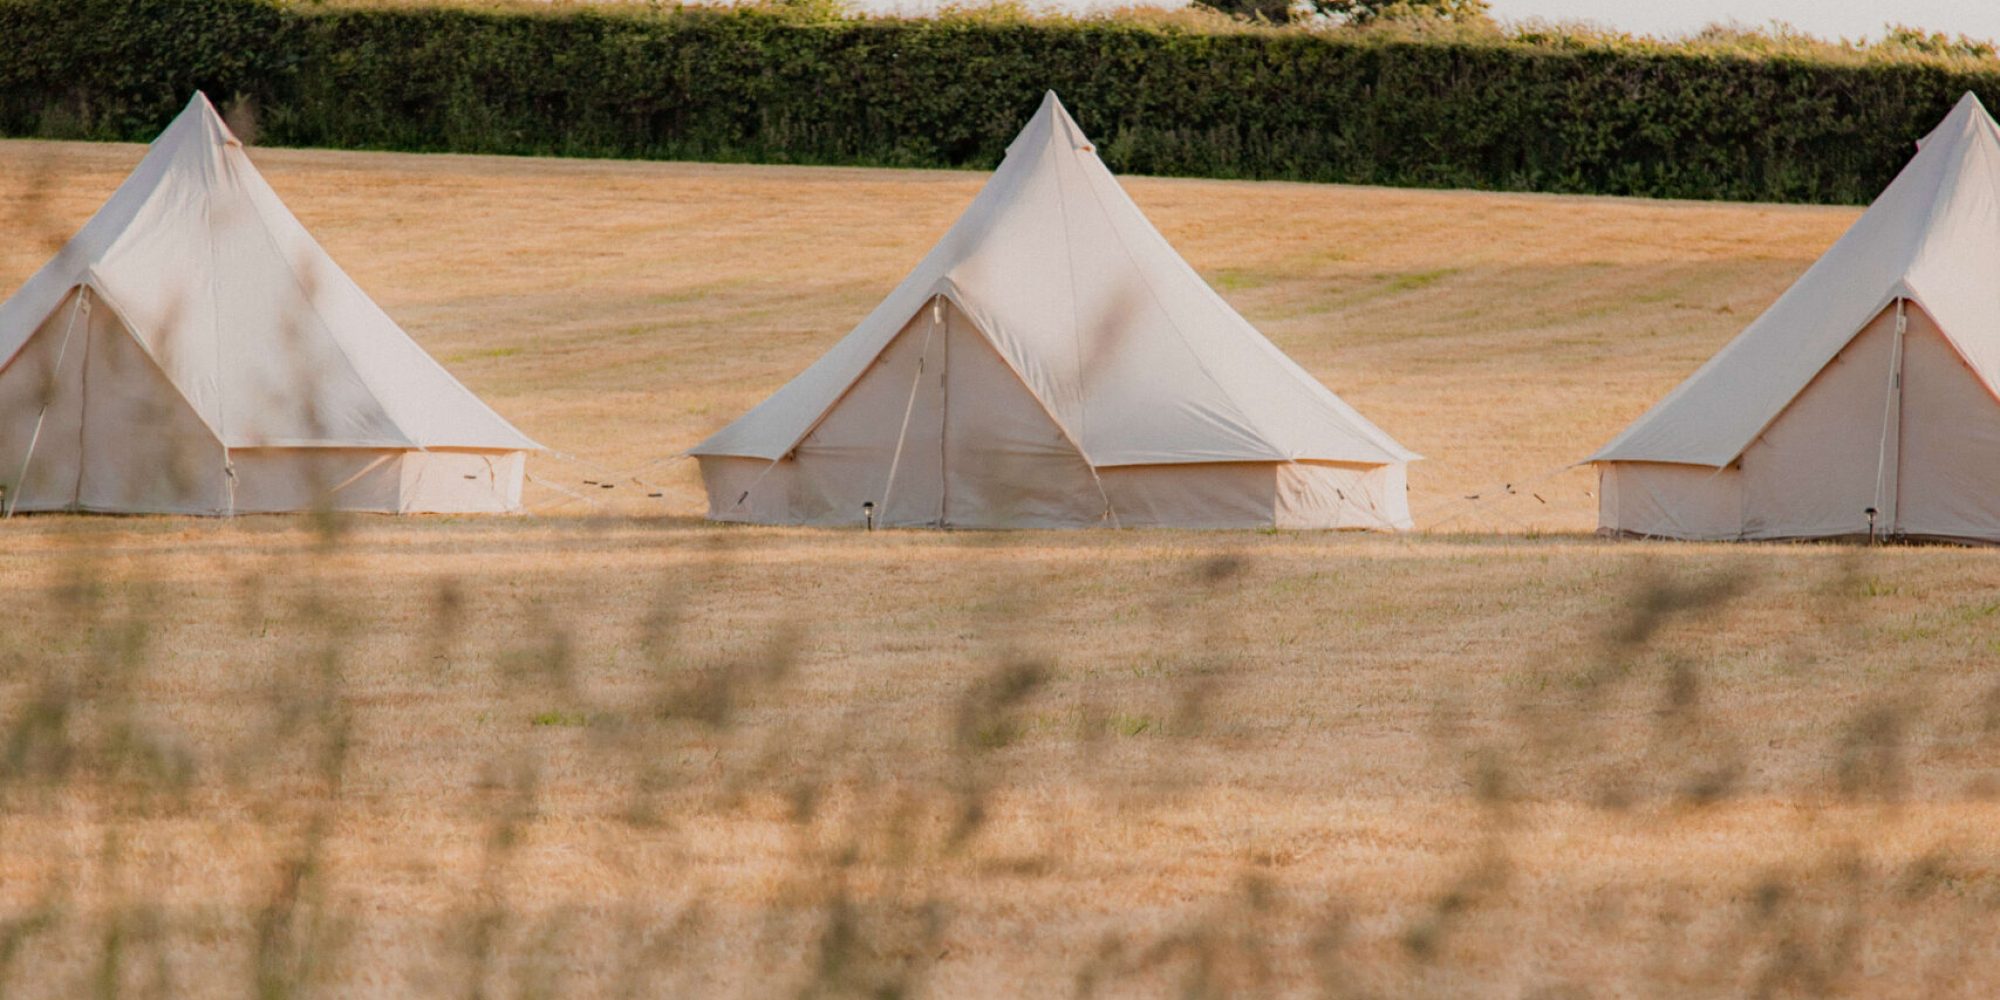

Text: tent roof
xmin=0 ymin=93 xmax=538 ymax=452
xmin=692 ymin=92 xmax=1415 ymax=468
xmin=1592 ymin=91 xmax=2000 ymax=467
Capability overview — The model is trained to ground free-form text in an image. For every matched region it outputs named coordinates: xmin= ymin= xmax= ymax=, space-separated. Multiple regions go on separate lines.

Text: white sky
xmin=1485 ymin=0 xmax=2000 ymax=42
xmin=854 ymin=0 xmax=2000 ymax=42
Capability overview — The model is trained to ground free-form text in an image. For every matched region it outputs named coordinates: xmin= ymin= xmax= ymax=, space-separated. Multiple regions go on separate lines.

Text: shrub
xmin=0 ymin=0 xmax=1995 ymax=204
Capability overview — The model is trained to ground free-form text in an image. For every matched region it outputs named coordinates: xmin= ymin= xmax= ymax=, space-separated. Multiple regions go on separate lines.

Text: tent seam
xmin=1045 ymin=130 xmax=1094 ymax=463
xmin=230 ymin=150 xmax=421 ymax=451
xmin=1063 ymin=140 xmax=1286 ymax=464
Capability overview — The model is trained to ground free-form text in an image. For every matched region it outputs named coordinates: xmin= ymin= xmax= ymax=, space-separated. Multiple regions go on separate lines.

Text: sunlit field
xmin=3 ymin=137 xmax=1997 ymax=997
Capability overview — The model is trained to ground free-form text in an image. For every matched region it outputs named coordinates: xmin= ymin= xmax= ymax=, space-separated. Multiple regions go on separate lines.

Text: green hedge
xmin=1 ymin=0 xmax=1996 ymax=204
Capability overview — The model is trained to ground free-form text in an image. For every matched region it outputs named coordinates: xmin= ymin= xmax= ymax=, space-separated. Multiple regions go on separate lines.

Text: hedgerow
xmin=0 ymin=0 xmax=1996 ymax=203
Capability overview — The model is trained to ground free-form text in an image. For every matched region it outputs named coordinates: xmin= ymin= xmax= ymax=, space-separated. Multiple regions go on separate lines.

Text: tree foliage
xmin=1188 ymin=0 xmax=1296 ymax=26
xmin=1309 ymin=0 xmax=1490 ymax=25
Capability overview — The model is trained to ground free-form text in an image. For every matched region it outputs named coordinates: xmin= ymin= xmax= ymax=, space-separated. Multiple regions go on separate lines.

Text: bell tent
xmin=0 ymin=92 xmax=538 ymax=516
xmin=1591 ymin=92 xmax=2000 ymax=544
xmin=692 ymin=92 xmax=1416 ymax=530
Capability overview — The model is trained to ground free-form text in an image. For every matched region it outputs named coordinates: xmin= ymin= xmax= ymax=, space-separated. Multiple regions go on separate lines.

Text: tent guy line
xmin=1407 ymin=462 xmax=1578 ymax=534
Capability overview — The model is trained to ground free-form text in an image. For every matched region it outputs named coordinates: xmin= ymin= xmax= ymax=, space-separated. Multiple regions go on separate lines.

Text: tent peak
xmin=1944 ymin=90 xmax=1998 ymax=131
xmin=166 ymin=91 xmax=243 ymax=149
xmin=1918 ymin=91 xmax=2000 ymax=151
xmin=1025 ymin=90 xmax=1094 ymax=154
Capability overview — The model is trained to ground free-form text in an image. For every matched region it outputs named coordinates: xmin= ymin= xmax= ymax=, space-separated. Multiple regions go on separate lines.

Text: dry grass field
xmin=2 ymin=136 xmax=1998 ymax=998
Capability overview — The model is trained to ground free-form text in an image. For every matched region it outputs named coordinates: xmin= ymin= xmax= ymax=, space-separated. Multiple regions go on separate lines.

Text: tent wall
xmin=701 ymin=302 xmax=1109 ymax=529
xmin=1707 ymin=304 xmax=1902 ymax=539
xmin=1083 ymin=462 xmax=1272 ymax=528
xmin=1276 ymin=460 xmax=1411 ymax=530
xmin=1891 ymin=307 xmax=2000 ymax=540
xmin=700 ymin=298 xmax=1411 ymax=530
xmin=230 ymin=448 xmax=402 ymax=513
xmin=1597 ymin=306 xmax=1900 ymax=541
xmin=1101 ymin=460 xmax=1409 ymax=530
xmin=1598 ymin=303 xmax=2000 ymax=542
xmin=0 ymin=289 xmax=526 ymax=516
xmin=231 ymin=448 xmax=525 ymax=514
xmin=399 ymin=450 xmax=525 ymax=514
xmin=938 ymin=303 xmax=1108 ymax=528
xmin=756 ymin=308 xmax=946 ymax=527
xmin=0 ymin=290 xmax=95 ymax=510
xmin=0 ymin=289 xmax=229 ymax=514
xmin=4 ymin=442 xmax=525 ymax=516
xmin=1596 ymin=462 xmax=1745 ymax=540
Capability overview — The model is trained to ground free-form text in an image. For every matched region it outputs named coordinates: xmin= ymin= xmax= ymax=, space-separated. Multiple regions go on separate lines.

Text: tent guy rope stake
xmin=1411 ymin=461 xmax=1576 ymax=533
xmin=523 ymin=472 xmax=611 ymax=514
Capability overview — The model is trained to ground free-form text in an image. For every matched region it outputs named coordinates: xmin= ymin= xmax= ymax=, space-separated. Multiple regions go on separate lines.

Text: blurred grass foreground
xmin=3 ymin=515 xmax=2000 ymax=997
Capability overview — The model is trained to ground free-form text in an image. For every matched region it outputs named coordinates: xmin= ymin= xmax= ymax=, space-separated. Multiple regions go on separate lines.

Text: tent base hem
xmin=0 ymin=448 xmax=526 ymax=516
xmin=698 ymin=454 xmax=1410 ymax=531
xmin=1597 ymin=527 xmax=2000 ymax=547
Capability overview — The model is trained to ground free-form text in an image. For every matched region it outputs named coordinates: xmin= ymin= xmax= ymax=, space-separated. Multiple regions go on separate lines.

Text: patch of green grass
xmin=448 ymin=345 xmax=523 ymax=363
xmin=974 ymin=719 xmax=1022 ymax=749
xmin=530 ymin=710 xmax=590 ymax=728
xmin=1210 ymin=268 xmax=1270 ymax=292
xmin=1386 ymin=268 xmax=1459 ymax=293
xmin=1951 ymin=600 xmax=2000 ymax=622
xmin=1107 ymin=713 xmax=1158 ymax=737
xmin=1384 ymin=270 xmax=1464 ymax=292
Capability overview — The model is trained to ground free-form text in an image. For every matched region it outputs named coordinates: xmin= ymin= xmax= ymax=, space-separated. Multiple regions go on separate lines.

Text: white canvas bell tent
xmin=1590 ymin=92 xmax=2000 ymax=543
xmin=0 ymin=93 xmax=538 ymax=516
xmin=692 ymin=92 xmax=1416 ymax=530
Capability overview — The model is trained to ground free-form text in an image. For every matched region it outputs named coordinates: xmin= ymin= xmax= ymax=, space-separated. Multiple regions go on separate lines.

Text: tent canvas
xmin=1590 ymin=92 xmax=2000 ymax=543
xmin=692 ymin=92 xmax=1416 ymax=530
xmin=0 ymin=93 xmax=538 ymax=515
